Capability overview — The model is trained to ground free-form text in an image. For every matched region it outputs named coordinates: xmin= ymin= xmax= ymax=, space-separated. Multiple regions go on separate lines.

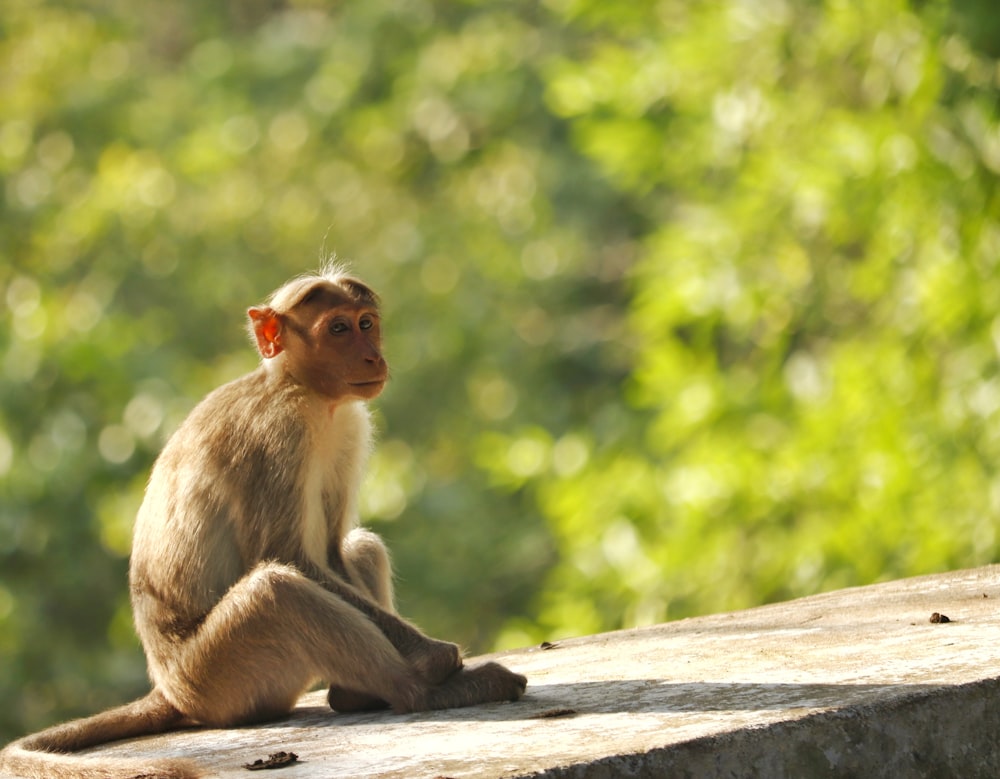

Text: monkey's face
xmin=282 ymin=290 xmax=389 ymax=402
xmin=330 ymin=309 xmax=388 ymax=401
xmin=309 ymin=308 xmax=387 ymax=401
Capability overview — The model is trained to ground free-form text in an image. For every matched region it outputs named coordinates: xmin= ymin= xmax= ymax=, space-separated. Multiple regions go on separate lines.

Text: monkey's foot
xmin=405 ymin=638 xmax=463 ymax=686
xmin=400 ymin=661 xmax=527 ymax=713
xmin=327 ymin=686 xmax=389 ymax=713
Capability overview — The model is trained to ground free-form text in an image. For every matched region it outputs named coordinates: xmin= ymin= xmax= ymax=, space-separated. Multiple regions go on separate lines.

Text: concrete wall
xmin=14 ymin=564 xmax=1000 ymax=778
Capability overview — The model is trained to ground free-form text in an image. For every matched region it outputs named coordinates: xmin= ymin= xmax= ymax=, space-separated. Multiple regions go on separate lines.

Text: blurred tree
xmin=490 ymin=0 xmax=1000 ymax=644
xmin=1 ymin=0 xmax=998 ymax=747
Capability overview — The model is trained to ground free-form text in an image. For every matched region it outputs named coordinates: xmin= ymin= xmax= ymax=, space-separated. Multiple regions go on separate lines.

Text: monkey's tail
xmin=0 ymin=687 xmax=201 ymax=779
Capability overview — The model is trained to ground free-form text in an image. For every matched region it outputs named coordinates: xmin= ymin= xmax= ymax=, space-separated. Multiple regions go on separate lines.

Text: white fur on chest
xmin=299 ymin=401 xmax=372 ymax=569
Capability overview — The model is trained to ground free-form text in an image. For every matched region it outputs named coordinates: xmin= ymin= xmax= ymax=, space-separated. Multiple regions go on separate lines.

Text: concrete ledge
xmin=67 ymin=565 xmax=1000 ymax=776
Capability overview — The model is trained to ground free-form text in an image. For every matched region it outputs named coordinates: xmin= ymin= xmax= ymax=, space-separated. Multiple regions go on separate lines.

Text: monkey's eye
xmin=359 ymin=316 xmax=375 ymax=331
xmin=329 ymin=320 xmax=350 ymax=334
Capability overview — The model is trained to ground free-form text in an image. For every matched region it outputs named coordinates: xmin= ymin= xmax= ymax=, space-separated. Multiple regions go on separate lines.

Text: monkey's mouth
xmin=348 ymin=380 xmax=386 ymax=388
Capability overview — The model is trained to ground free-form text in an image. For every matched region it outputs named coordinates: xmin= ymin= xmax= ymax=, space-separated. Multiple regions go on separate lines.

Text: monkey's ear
xmin=248 ymin=307 xmax=284 ymax=359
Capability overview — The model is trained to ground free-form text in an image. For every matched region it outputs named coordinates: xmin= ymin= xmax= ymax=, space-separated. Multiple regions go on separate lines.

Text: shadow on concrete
xmin=265 ymin=678 xmax=945 ymax=730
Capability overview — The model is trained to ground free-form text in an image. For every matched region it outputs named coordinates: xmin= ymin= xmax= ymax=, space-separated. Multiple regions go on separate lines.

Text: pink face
xmin=249 ymin=283 xmax=388 ymax=402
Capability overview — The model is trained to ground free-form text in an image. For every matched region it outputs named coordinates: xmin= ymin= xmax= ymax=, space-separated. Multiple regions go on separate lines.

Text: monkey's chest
xmin=296 ymin=405 xmax=368 ymax=569
xmin=298 ymin=459 xmax=359 ymax=569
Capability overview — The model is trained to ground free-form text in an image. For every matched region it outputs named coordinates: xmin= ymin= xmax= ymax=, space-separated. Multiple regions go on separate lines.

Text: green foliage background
xmin=2 ymin=0 xmax=999 ymax=743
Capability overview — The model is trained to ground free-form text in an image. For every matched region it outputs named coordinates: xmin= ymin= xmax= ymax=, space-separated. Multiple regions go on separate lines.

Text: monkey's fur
xmin=0 ymin=268 xmax=526 ymax=779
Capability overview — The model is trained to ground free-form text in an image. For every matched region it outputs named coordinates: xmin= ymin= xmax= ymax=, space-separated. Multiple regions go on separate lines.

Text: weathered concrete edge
xmin=7 ymin=564 xmax=999 ymax=779
xmin=521 ymin=676 xmax=1000 ymax=779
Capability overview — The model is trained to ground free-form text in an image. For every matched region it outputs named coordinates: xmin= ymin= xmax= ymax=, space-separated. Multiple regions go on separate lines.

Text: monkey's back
xmin=129 ymin=369 xmax=308 ymax=658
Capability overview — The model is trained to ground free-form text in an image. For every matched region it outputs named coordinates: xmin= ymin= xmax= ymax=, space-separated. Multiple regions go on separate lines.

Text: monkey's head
xmin=247 ymin=268 xmax=388 ymax=402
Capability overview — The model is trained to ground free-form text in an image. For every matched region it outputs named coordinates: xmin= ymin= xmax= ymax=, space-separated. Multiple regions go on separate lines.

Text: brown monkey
xmin=0 ymin=267 xmax=527 ymax=779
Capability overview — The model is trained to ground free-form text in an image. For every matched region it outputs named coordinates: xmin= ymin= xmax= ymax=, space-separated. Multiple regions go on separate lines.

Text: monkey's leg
xmin=339 ymin=526 xmax=466 ymax=688
xmin=317 ymin=530 xmax=463 ymax=685
xmin=329 ymin=528 xmax=423 ymax=713
xmin=342 ymin=528 xmax=395 ymax=611
xmin=160 ymin=562 xmax=428 ymax=725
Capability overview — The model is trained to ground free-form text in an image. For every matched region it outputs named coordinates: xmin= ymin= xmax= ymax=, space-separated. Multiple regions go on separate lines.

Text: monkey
xmin=0 ymin=267 xmax=527 ymax=779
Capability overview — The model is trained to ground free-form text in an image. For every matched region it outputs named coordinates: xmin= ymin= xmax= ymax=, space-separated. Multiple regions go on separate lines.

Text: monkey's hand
xmin=404 ymin=636 xmax=463 ymax=685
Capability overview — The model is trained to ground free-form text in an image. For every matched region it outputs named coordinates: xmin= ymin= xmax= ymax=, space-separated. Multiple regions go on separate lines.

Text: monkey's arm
xmin=305 ymin=562 xmax=462 ymax=685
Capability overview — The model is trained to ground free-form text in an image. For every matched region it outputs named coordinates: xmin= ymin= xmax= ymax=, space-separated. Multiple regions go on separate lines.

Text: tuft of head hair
xmin=265 ymin=263 xmax=379 ymax=315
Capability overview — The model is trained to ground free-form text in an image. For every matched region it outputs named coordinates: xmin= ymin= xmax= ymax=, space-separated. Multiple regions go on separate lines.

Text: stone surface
xmin=22 ymin=565 xmax=1000 ymax=777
